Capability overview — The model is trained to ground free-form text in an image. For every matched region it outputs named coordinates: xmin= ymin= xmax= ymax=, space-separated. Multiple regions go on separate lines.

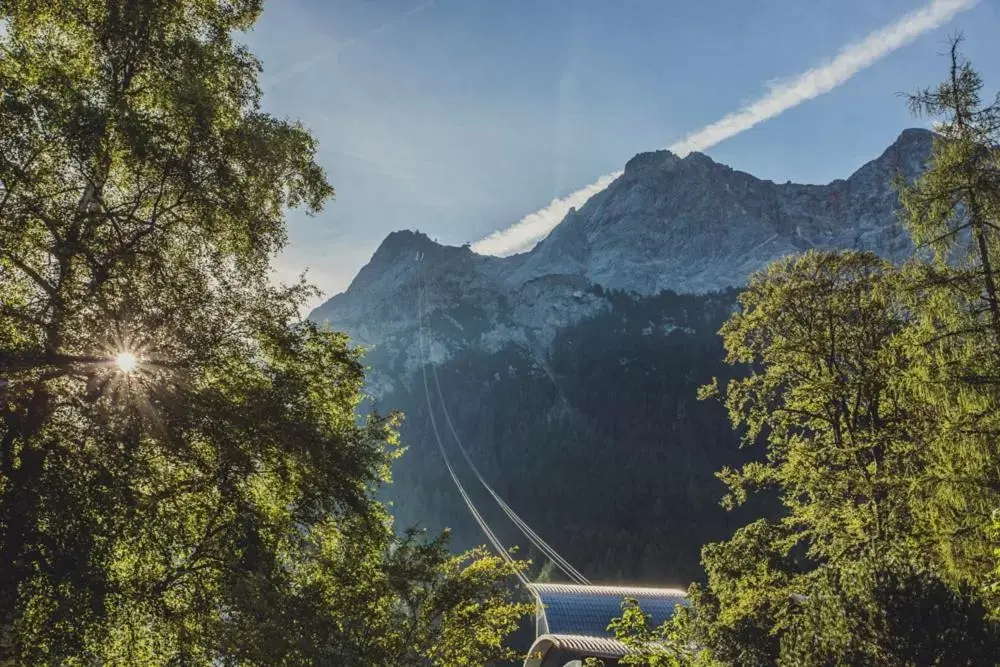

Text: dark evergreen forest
xmin=378 ymin=287 xmax=767 ymax=585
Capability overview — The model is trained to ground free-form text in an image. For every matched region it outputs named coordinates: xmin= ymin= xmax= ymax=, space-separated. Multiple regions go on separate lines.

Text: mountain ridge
xmin=309 ymin=128 xmax=934 ymax=396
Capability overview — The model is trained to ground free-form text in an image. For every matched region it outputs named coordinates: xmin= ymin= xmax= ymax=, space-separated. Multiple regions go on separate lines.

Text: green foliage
xmin=676 ymin=521 xmax=795 ymax=666
xmin=615 ymin=41 xmax=1000 ymax=667
xmin=779 ymin=560 xmax=999 ymax=666
xmin=716 ymin=250 xmax=919 ymax=564
xmin=0 ymin=2 xmax=526 ymax=663
xmin=665 ymin=240 xmax=1000 ymax=664
xmin=620 ymin=245 xmax=1000 ymax=664
xmin=206 ymin=518 xmax=529 ymax=667
xmin=894 ymin=36 xmax=1000 ymax=584
xmin=606 ymin=598 xmax=690 ymax=666
xmin=643 ymin=251 xmax=929 ymax=664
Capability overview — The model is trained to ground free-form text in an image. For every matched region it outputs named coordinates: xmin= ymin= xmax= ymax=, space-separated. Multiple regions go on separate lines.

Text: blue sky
xmin=245 ymin=0 xmax=1000 ymax=302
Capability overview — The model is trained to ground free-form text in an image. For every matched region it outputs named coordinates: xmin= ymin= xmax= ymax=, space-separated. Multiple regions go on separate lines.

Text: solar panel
xmin=531 ymin=584 xmax=687 ymax=638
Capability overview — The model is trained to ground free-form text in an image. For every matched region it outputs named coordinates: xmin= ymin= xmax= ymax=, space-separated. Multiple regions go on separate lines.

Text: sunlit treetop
xmin=0 ymin=2 xmax=526 ymax=664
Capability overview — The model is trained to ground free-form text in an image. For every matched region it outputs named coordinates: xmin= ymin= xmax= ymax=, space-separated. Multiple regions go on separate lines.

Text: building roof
xmin=525 ymin=633 xmax=631 ymax=666
xmin=529 ymin=583 xmax=688 ymax=638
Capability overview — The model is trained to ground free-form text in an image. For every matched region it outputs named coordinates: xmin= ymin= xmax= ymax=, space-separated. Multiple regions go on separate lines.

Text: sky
xmin=245 ymin=0 xmax=1000 ymax=306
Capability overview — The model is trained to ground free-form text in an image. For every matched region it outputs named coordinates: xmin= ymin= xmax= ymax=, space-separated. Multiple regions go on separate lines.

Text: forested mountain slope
xmin=310 ymin=130 xmax=932 ymax=584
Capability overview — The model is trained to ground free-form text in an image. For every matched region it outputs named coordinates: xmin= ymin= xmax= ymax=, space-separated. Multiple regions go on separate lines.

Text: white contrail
xmin=473 ymin=171 xmax=622 ymax=256
xmin=472 ymin=0 xmax=976 ymax=257
xmin=262 ymin=0 xmax=435 ymax=91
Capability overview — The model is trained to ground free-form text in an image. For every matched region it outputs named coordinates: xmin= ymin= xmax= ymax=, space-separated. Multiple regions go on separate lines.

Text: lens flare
xmin=115 ymin=352 xmax=138 ymax=373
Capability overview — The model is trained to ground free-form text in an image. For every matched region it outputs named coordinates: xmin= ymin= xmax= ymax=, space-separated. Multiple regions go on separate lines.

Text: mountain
xmin=310 ymin=128 xmax=933 ymax=396
xmin=512 ymin=127 xmax=931 ymax=294
xmin=379 ymin=288 xmax=758 ymax=585
xmin=307 ymin=129 xmax=934 ymax=584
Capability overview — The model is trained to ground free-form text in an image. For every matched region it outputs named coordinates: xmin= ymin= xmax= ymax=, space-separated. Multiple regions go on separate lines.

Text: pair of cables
xmin=416 ymin=285 xmax=589 ymax=586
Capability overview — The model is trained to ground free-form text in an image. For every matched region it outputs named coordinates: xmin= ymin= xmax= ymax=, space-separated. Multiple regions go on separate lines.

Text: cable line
xmin=416 ymin=281 xmax=588 ymax=585
xmin=417 ymin=289 xmax=529 ymax=587
xmin=430 ymin=361 xmax=590 ymax=585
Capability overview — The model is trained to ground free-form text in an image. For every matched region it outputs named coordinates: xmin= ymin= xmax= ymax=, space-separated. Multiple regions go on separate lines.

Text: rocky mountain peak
xmin=895 ymin=126 xmax=936 ymax=145
xmin=368 ymin=230 xmax=437 ymax=266
xmin=623 ymin=149 xmax=681 ymax=178
xmin=861 ymin=127 xmax=935 ymax=181
xmin=680 ymin=150 xmax=716 ymax=167
xmin=310 ymin=129 xmax=935 ymax=397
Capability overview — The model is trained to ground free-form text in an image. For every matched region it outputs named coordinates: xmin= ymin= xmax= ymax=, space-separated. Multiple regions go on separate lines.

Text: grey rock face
xmin=309 ymin=129 xmax=934 ymax=394
xmin=511 ymin=127 xmax=931 ymax=293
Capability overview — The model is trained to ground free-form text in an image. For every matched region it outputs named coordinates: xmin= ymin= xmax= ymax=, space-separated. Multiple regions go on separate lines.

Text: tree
xmin=0 ymin=2 xmax=526 ymax=663
xmin=606 ymin=598 xmax=689 ymax=667
xmin=683 ymin=251 xmax=932 ymax=665
xmin=636 ymin=250 xmax=1000 ymax=665
xmin=581 ymin=40 xmax=1000 ymax=667
xmin=778 ymin=560 xmax=998 ymax=666
xmin=202 ymin=518 xmax=529 ymax=666
xmin=896 ymin=36 xmax=1000 ymax=586
xmin=584 ymin=597 xmax=704 ymax=667
xmin=713 ymin=251 xmax=919 ymax=567
xmin=901 ymin=36 xmax=1000 ymax=347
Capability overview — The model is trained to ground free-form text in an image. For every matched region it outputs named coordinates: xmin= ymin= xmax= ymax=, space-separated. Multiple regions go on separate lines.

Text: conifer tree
xmin=897 ymin=36 xmax=1000 ymax=584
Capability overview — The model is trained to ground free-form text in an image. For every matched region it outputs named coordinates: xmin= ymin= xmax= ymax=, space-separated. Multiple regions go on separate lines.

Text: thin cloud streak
xmin=263 ymin=0 xmax=435 ymax=91
xmin=472 ymin=0 xmax=976 ymax=257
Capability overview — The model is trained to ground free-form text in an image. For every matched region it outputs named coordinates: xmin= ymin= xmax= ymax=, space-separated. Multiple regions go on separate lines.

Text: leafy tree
xmin=670 ymin=251 xmax=927 ymax=665
xmin=0 ymin=1 xmax=525 ymax=663
xmin=628 ymin=250 xmax=1000 ymax=665
xmin=607 ymin=598 xmax=689 ymax=666
xmin=581 ymin=598 xmax=697 ymax=667
xmin=713 ymin=251 xmax=918 ymax=567
xmin=204 ymin=517 xmax=529 ymax=666
xmin=674 ymin=520 xmax=796 ymax=666
xmin=778 ymin=560 xmax=998 ymax=666
xmin=901 ymin=37 xmax=1000 ymax=345
xmin=619 ymin=44 xmax=1000 ymax=666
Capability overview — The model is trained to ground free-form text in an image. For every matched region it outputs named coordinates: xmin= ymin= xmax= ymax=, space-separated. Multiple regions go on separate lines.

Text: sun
xmin=115 ymin=352 xmax=139 ymax=373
